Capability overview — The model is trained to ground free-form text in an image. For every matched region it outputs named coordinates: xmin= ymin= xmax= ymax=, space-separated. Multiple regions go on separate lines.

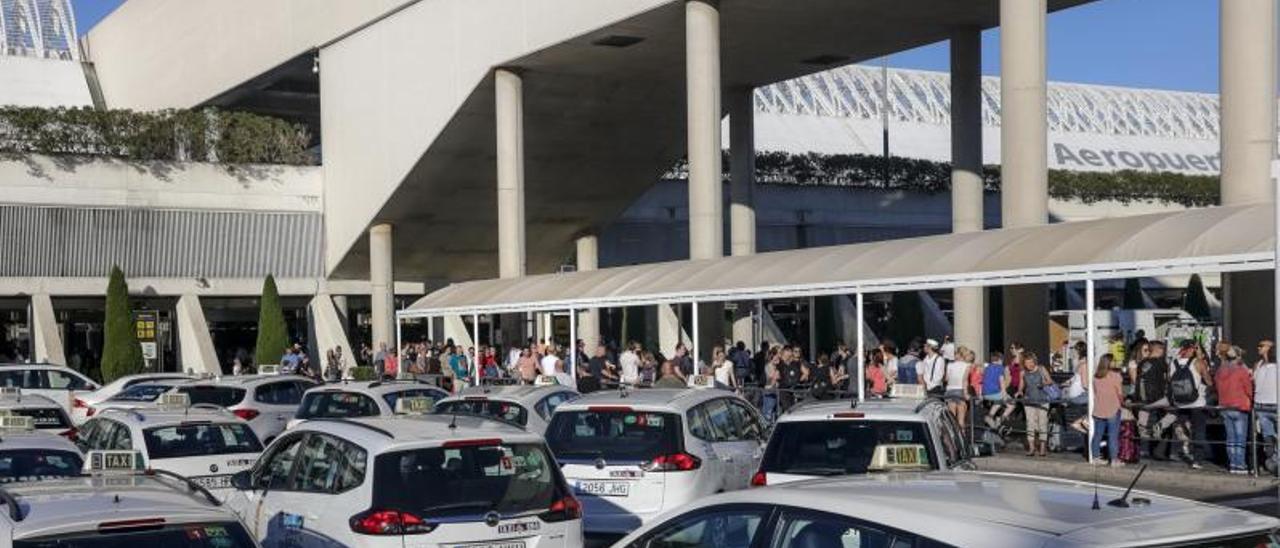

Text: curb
xmin=978 ymin=455 xmax=1278 ymax=500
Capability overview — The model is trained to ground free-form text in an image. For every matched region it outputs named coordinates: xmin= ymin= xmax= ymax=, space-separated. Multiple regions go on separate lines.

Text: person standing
xmin=712 ymin=347 xmax=738 ymax=390
xmin=383 ymin=349 xmax=399 ymax=381
xmin=619 ymin=342 xmax=641 ymax=386
xmin=919 ymin=339 xmax=947 ymax=396
xmin=1255 ymin=340 xmax=1277 ymax=472
xmin=1216 ymin=346 xmax=1253 ymax=474
xmin=1133 ymin=340 xmax=1170 ymax=459
xmin=944 ymin=346 xmax=974 ymax=428
xmin=653 ymin=361 xmax=686 ymax=389
xmin=982 ymin=350 xmax=1013 ymax=428
xmin=1018 ymin=353 xmax=1052 ymax=457
xmin=1167 ymin=340 xmax=1211 ymax=469
xmin=1091 ymin=354 xmax=1125 ymax=466
xmin=897 ymin=340 xmax=921 ymax=385
xmin=865 ymin=350 xmax=888 ymax=398
xmin=539 ymin=344 xmax=561 ymax=376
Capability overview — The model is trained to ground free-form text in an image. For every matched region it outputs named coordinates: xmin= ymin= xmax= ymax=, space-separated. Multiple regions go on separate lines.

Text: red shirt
xmin=867 ymin=365 xmax=887 ymax=396
xmin=1215 ymin=363 xmax=1254 ymax=412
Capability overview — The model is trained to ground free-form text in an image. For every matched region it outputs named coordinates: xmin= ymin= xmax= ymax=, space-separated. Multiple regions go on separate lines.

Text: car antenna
xmin=1106 ymin=464 xmax=1147 ymax=508
xmin=448 ymin=407 xmax=459 ymax=430
xmin=1090 ymin=455 xmax=1100 ymax=510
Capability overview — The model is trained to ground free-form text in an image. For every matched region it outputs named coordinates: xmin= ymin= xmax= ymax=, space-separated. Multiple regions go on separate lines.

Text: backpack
xmin=1137 ymin=358 xmax=1167 ymax=404
xmin=1168 ymin=358 xmax=1200 ymax=406
xmin=981 ymin=364 xmax=1004 ymax=396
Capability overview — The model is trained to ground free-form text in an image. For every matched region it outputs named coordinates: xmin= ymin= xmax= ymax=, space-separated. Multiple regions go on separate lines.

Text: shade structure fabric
xmin=401 ymin=204 xmax=1274 ymax=317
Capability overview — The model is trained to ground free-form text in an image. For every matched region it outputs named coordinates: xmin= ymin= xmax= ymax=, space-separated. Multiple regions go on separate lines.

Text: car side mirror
xmin=230 ymin=470 xmax=255 ymax=491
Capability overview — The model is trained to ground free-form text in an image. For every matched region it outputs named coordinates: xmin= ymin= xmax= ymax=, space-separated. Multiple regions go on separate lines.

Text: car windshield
xmin=15 ymin=521 xmax=257 ymax=547
xmin=108 ymin=384 xmax=175 ymax=403
xmin=761 ymin=420 xmax=936 ymax=476
xmin=177 ymin=386 xmax=246 ymax=407
xmin=372 ymin=442 xmax=560 ymax=518
xmin=10 ymin=408 xmax=70 ymax=430
xmin=143 ymin=422 xmax=263 ymax=459
xmin=434 ymin=399 xmax=528 ymax=426
xmin=546 ymin=410 xmax=681 ymax=462
xmin=0 ymin=449 xmax=82 ymax=483
xmin=295 ymin=391 xmax=380 ymax=420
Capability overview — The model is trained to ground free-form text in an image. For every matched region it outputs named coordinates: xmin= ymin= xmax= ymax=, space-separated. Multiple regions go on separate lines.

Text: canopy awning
xmin=400 ymin=204 xmax=1275 ymax=318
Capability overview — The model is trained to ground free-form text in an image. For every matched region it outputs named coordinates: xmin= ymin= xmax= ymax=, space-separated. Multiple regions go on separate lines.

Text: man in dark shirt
xmin=579 ymin=346 xmax=615 ymax=393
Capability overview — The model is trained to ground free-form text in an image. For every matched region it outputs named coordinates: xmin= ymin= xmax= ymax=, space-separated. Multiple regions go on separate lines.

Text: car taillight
xmin=73 ymin=398 xmax=95 ymax=417
xmin=539 ymin=495 xmax=581 ymax=522
xmin=349 ymin=509 xmax=436 ymax=536
xmin=60 ymin=428 xmax=78 ymax=441
xmin=750 ymin=470 xmax=767 ymax=487
xmin=232 ymin=409 xmax=260 ymax=421
xmin=643 ymin=452 xmax=700 ymax=472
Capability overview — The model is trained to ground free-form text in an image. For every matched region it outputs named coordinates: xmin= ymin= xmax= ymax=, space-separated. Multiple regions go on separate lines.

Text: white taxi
xmin=76 ymin=394 xmax=264 ymax=493
xmin=614 ymin=471 xmax=1280 ymax=547
xmin=0 ymin=363 xmax=99 ymax=413
xmin=0 ymin=449 xmax=260 ymax=547
xmin=288 ymin=379 xmax=450 ymax=429
xmin=71 ymin=372 xmax=196 ymax=424
xmin=224 ymin=402 xmax=583 ymax=548
xmin=544 ymin=385 xmax=766 ymax=535
xmin=433 ymin=379 xmax=579 ymax=435
xmin=175 ymin=374 xmax=318 ymax=443
xmin=751 ymin=395 xmax=974 ymax=487
xmin=0 ymin=389 xmax=76 ymax=439
xmin=0 ymin=415 xmax=83 ymax=484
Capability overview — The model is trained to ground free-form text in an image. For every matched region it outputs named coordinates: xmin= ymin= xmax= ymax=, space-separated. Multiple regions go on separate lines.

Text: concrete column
xmin=686 ymin=0 xmax=723 ymax=261
xmin=175 ymin=294 xmax=219 ymax=376
xmin=729 ymin=86 xmax=756 ymax=257
xmin=1000 ymin=0 xmax=1049 ymax=356
xmin=576 ymin=234 xmax=601 ymax=353
xmin=1220 ymin=0 xmax=1278 ymax=347
xmin=496 ymin=68 xmax=527 ymax=279
xmin=369 ymin=223 xmax=395 ymax=351
xmin=29 ymin=294 xmax=65 ymax=365
xmin=307 ymin=294 xmax=356 ymax=376
xmin=951 ymin=27 xmax=987 ymax=359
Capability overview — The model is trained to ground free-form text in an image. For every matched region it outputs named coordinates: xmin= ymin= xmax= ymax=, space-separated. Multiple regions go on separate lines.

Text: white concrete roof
xmin=403 ymin=204 xmax=1273 ymax=316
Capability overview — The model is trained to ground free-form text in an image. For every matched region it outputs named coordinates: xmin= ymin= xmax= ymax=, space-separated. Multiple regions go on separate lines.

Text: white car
xmin=544 ymin=387 xmax=766 ymax=535
xmin=175 ymin=375 xmax=318 ymax=443
xmin=752 ymin=397 xmax=975 ymax=487
xmin=0 ymin=450 xmax=260 ymax=547
xmin=614 ymin=471 xmax=1280 ymax=547
xmin=0 ymin=363 xmax=99 ymax=413
xmin=288 ymin=380 xmax=451 ymax=429
xmin=70 ymin=372 xmax=196 ymax=424
xmin=434 ymin=383 xmax=579 ymax=434
xmin=94 ymin=379 xmax=197 ymax=412
xmin=0 ymin=416 xmax=84 ymax=484
xmin=0 ymin=391 xmax=76 ymax=439
xmin=224 ymin=412 xmax=583 ymax=547
xmin=76 ymin=400 xmax=264 ymax=493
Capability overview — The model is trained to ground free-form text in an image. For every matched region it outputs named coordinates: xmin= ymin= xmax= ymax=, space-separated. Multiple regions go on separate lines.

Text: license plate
xmin=448 ymin=543 xmax=525 ymax=548
xmin=189 ymin=475 xmax=232 ymax=489
xmin=575 ymin=480 xmax=630 ymax=497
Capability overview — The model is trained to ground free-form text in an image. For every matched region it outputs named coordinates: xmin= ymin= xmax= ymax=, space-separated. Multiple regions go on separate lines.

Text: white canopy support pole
xmin=808 ymin=296 xmax=817 ymax=362
xmin=1085 ymin=279 xmax=1097 ymax=464
xmin=755 ymin=299 xmax=764 ymax=349
xmin=856 ymin=292 xmax=866 ymax=401
xmin=692 ymin=302 xmax=700 ymax=375
xmin=395 ymin=313 xmax=403 ymax=356
xmin=569 ymin=307 xmax=578 ymax=379
xmin=472 ymin=313 xmax=481 ymax=386
xmin=1273 ymin=159 xmax=1279 ymax=472
xmin=427 ymin=316 xmax=435 ymax=343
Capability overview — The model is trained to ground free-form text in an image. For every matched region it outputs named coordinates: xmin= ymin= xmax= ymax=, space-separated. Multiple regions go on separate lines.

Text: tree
xmin=254 ymin=275 xmax=289 ymax=367
xmin=1123 ymin=278 xmax=1147 ymax=309
xmin=100 ymin=266 xmax=143 ymax=382
xmin=1183 ymin=274 xmax=1213 ymax=321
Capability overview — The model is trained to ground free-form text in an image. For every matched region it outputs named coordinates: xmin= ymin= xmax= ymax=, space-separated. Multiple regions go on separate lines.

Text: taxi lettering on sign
xmin=88 ymin=450 xmax=143 ymax=473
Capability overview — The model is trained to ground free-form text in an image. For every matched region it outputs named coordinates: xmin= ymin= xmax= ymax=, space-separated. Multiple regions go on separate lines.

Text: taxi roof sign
xmin=394 ymin=396 xmax=434 ymax=415
xmin=157 ymin=392 xmax=191 ymax=410
xmin=687 ymin=374 xmax=716 ymax=389
xmin=0 ymin=415 xmax=34 ymax=431
xmin=533 ymin=375 xmax=559 ymax=386
xmin=257 ymin=364 xmax=281 ymax=375
xmin=0 ymin=387 xmax=20 ymax=399
xmin=867 ymin=443 xmax=930 ymax=472
xmin=85 ymin=450 xmax=145 ymax=474
xmin=890 ymin=383 xmax=926 ymax=400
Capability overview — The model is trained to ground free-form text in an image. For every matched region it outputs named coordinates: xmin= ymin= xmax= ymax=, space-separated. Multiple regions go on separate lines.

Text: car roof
xmin=304 ymin=380 xmax=448 ymax=398
xmin=0 ymin=394 xmax=62 ymax=410
xmin=182 ymin=374 xmax=314 ymax=387
xmin=698 ymin=472 xmax=1280 ymax=546
xmin=291 ymin=414 xmax=544 ymax=452
xmin=555 ymin=388 xmax=729 ymax=413
xmin=94 ymin=406 xmax=242 ymax=429
xmin=778 ymin=398 xmax=937 ymax=423
xmin=2 ymin=475 xmax=236 ymax=539
xmin=0 ymin=364 xmax=84 ymax=375
xmin=444 ymin=384 xmax=574 ymax=405
xmin=101 ymin=373 xmax=196 ymax=387
xmin=0 ymin=431 xmax=80 ymax=453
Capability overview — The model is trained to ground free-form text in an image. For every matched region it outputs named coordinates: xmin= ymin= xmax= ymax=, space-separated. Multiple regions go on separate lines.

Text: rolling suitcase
xmin=1118 ymin=419 xmax=1140 ymax=463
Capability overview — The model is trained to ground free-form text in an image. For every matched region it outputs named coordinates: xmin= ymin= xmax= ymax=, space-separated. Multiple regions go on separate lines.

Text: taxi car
xmin=0 ymin=389 xmax=76 ymax=439
xmin=0 ymin=415 xmax=83 ymax=484
xmin=613 ymin=471 xmax=1280 ymax=548
xmin=224 ymin=400 xmax=583 ymax=547
xmin=0 ymin=363 xmax=99 ymax=413
xmin=0 ymin=449 xmax=260 ymax=547
xmin=71 ymin=372 xmax=196 ymax=424
xmin=288 ymin=379 xmax=450 ymax=429
xmin=544 ymin=383 xmax=766 ymax=534
xmin=433 ymin=379 xmax=579 ymax=434
xmin=174 ymin=374 xmax=318 ymax=443
xmin=751 ymin=393 xmax=974 ymax=487
xmin=92 ymin=378 xmax=196 ymax=412
xmin=76 ymin=394 xmax=264 ymax=493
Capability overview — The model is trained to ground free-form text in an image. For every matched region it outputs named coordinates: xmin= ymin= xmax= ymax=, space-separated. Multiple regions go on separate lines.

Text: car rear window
xmin=761 ymin=420 xmax=936 ymax=476
xmin=0 ymin=449 xmax=82 ymax=483
xmin=434 ymin=399 xmax=529 ymax=426
xmin=382 ymin=389 xmax=446 ymax=412
xmin=296 ymin=391 xmax=380 ymax=420
xmin=546 ymin=410 xmax=681 ymax=462
xmin=15 ymin=521 xmax=257 ymax=547
xmin=178 ymin=386 xmax=246 ymax=407
xmin=143 ymin=422 xmax=263 ymax=459
xmin=12 ymin=408 xmax=70 ymax=430
xmin=373 ymin=442 xmax=559 ymax=518
xmin=109 ymin=384 xmax=175 ymax=403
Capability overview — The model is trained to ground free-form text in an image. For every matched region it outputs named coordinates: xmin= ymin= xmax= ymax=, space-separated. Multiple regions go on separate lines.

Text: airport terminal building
xmin=0 ymin=0 xmax=1275 ymax=376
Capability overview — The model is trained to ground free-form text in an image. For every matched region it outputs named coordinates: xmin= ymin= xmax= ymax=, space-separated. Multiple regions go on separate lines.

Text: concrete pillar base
xmin=29 ymin=294 xmax=64 ymax=366
xmin=954 ymin=287 xmax=988 ymax=361
xmin=369 ymin=223 xmax=395 ymax=350
xmin=176 ymin=294 xmax=219 ymax=376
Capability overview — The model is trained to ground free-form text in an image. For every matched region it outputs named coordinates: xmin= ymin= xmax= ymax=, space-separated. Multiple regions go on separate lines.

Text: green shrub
xmin=100 ymin=266 xmax=143 ymax=382
xmin=253 ymin=275 xmax=289 ymax=367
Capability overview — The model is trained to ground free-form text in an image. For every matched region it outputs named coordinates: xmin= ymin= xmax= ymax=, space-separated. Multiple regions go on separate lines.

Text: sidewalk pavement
xmin=977 ymin=453 xmax=1278 ymax=500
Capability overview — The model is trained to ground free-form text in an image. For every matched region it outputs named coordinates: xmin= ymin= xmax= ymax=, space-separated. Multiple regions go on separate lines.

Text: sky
xmin=72 ymin=0 xmax=1222 ymax=93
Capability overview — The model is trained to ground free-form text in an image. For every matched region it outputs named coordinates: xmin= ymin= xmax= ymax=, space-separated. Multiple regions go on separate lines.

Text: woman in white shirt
xmin=712 ymin=347 xmax=737 ymax=389
xmin=945 ymin=346 xmax=975 ymax=428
